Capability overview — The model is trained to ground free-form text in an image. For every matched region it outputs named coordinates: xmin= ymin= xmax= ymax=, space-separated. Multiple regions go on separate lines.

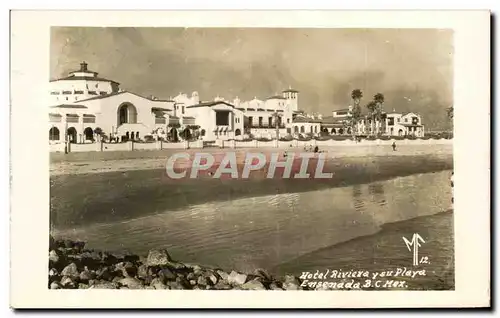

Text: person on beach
xmin=392 ymin=141 xmax=397 ymax=151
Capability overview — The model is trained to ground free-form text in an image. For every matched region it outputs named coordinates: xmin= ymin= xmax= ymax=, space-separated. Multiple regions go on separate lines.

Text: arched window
xmin=235 ymin=129 xmax=241 ymax=136
xmin=49 ymin=127 xmax=60 ymax=141
xmin=84 ymin=127 xmax=94 ymax=141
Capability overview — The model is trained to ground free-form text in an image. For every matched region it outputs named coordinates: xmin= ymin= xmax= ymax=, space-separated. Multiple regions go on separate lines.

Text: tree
xmin=350 ymin=89 xmax=363 ymax=138
xmin=366 ymin=101 xmax=377 ymax=136
xmin=373 ymin=93 xmax=385 ymax=136
xmin=271 ymin=111 xmax=283 ymax=140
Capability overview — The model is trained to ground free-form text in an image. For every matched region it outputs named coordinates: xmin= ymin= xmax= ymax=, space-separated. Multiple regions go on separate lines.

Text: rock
xmin=186 ymin=272 xmax=195 ymax=281
xmin=208 ymin=273 xmax=218 ymax=285
xmin=101 ymin=252 xmax=118 ymax=266
xmin=61 ymin=263 xmax=79 ymax=278
xmin=112 ymin=276 xmax=123 ymax=284
xmin=227 ymin=271 xmax=247 ymax=285
xmin=269 ymin=282 xmax=283 ymax=290
xmin=119 ymin=277 xmax=144 ymax=289
xmin=167 ymin=281 xmax=184 ymax=290
xmin=78 ymin=283 xmax=89 ymax=289
xmin=197 ymin=276 xmax=209 ymax=286
xmin=217 ymin=270 xmax=229 ymax=282
xmin=282 ymin=275 xmax=301 ymax=290
xmin=123 ymin=254 xmax=140 ymax=263
xmin=144 ymin=286 xmax=155 ymax=290
xmin=189 ymin=280 xmax=196 ymax=286
xmin=79 ymin=270 xmax=94 ymax=282
xmin=63 ymin=240 xmax=74 ymax=249
xmin=175 ymin=277 xmax=191 ymax=289
xmin=253 ymin=268 xmax=272 ymax=281
xmin=96 ymin=267 xmax=112 ymax=281
xmin=146 ymin=249 xmax=173 ymax=267
xmin=158 ymin=268 xmax=176 ymax=281
xmin=73 ymin=241 xmax=86 ymax=252
xmin=115 ymin=262 xmax=137 ymax=277
xmin=191 ymin=265 xmax=202 ymax=273
xmin=49 ymin=268 xmax=58 ymax=277
xmin=49 ymin=235 xmax=56 ymax=250
xmin=50 ymin=282 xmax=61 ymax=289
xmin=92 ymin=281 xmax=118 ymax=289
xmin=242 ymin=279 xmax=267 ymax=290
xmin=49 ymin=250 xmax=60 ymax=264
xmin=60 ymin=276 xmax=75 ymax=288
xmin=137 ymin=265 xmax=148 ymax=279
xmin=150 ymin=278 xmax=169 ymax=290
xmin=213 ymin=281 xmax=232 ymax=290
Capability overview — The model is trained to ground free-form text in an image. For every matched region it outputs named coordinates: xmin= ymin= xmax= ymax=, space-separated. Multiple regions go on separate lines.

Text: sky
xmin=51 ymin=27 xmax=453 ymax=130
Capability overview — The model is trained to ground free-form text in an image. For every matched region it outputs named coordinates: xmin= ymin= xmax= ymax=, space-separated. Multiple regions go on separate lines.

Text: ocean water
xmin=52 ymin=170 xmax=453 ymax=277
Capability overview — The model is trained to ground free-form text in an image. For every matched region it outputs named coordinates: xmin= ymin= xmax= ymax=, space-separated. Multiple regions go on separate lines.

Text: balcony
xmin=49 ymin=114 xmax=62 ymax=123
xmin=246 ymin=124 xmax=285 ymax=129
xmin=155 ymin=117 xmax=166 ymax=124
xmin=66 ymin=115 xmax=79 ymax=123
xmin=83 ymin=114 xmax=95 ymax=123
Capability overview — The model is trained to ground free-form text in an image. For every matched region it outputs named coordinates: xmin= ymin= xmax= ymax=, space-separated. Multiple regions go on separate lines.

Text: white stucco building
xmin=48 ymin=62 xmax=301 ymax=144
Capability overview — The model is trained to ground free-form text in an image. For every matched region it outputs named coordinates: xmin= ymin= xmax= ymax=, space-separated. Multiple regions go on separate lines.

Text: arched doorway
xmin=84 ymin=127 xmax=94 ymax=141
xmin=347 ymin=127 xmax=352 ymax=135
xmin=49 ymin=127 xmax=60 ymax=141
xmin=331 ymin=128 xmax=336 ymax=135
xmin=67 ymin=127 xmax=77 ymax=143
xmin=235 ymin=129 xmax=241 ymax=136
xmin=117 ymin=103 xmax=138 ymax=126
xmin=339 ymin=128 xmax=344 ymax=135
xmin=398 ymin=129 xmax=403 ymax=137
xmin=294 ymin=126 xmax=299 ymax=133
xmin=201 ymin=129 xmax=206 ymax=137
xmin=183 ymin=129 xmax=192 ymax=140
xmin=125 ymin=131 xmax=130 ymax=141
xmin=136 ymin=132 xmax=140 ymax=140
xmin=169 ymin=128 xmax=178 ymax=142
xmin=300 ymin=126 xmax=305 ymax=133
xmin=131 ymin=132 xmax=135 ymax=140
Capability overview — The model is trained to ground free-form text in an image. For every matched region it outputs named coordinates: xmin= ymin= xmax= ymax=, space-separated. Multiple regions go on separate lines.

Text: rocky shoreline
xmin=48 ymin=237 xmax=306 ymax=290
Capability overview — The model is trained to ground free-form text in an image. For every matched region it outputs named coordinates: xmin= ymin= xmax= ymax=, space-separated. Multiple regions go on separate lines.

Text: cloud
xmin=50 ymin=27 xmax=453 ymax=129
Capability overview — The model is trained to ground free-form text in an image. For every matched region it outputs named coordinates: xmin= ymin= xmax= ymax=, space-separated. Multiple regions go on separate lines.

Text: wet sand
xmin=50 ymin=153 xmax=453 ymax=229
xmin=50 ymin=144 xmax=452 ymax=176
xmin=273 ymin=210 xmax=454 ymax=290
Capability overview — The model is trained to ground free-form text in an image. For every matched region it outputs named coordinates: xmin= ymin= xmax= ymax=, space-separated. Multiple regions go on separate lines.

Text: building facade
xmin=48 ymin=62 xmax=424 ymax=144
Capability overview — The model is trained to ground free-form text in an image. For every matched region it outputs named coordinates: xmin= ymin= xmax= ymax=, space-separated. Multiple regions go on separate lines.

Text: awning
xmin=83 ymin=114 xmax=96 ymax=117
xmin=66 ymin=113 xmax=79 ymax=117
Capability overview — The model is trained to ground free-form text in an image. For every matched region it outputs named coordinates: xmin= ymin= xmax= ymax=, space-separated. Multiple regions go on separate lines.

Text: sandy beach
xmin=50 ymin=144 xmax=452 ymax=176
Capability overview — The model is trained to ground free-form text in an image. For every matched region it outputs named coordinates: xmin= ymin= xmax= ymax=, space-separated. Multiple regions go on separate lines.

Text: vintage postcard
xmin=10 ymin=10 xmax=490 ymax=308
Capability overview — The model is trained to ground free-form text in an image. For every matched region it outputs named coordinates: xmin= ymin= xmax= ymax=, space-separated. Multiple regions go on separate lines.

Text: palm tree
xmin=271 ymin=111 xmax=283 ymax=140
xmin=373 ymin=93 xmax=385 ymax=135
xmin=350 ymin=89 xmax=363 ymax=138
xmin=366 ymin=101 xmax=377 ymax=136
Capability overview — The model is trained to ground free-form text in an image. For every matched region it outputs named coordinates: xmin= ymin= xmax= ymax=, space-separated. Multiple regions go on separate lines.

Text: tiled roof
xmin=77 ymin=91 xmax=127 ymax=102
xmin=293 ymin=117 xmax=322 ymax=123
xmin=50 ymin=75 xmax=119 ymax=84
xmin=186 ymin=101 xmax=235 ymax=108
xmin=50 ymin=104 xmax=88 ymax=109
xmin=151 ymin=107 xmax=172 ymax=112
xmin=266 ymin=95 xmax=286 ymax=100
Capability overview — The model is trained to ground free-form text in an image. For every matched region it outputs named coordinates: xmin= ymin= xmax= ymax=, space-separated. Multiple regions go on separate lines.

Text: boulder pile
xmin=48 ymin=236 xmax=307 ymax=290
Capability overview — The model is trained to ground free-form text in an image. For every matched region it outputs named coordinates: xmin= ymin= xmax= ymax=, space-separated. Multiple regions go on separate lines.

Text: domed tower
xmin=191 ymin=91 xmax=199 ymax=104
xmin=282 ymin=86 xmax=299 ymax=112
